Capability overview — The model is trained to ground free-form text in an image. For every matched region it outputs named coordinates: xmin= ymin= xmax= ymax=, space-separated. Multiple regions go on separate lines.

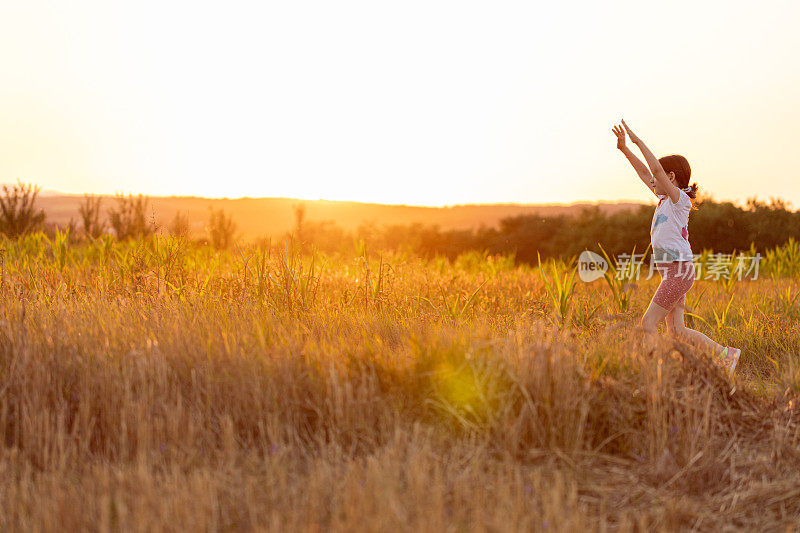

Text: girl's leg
xmin=665 ymin=296 xmax=726 ymax=357
xmin=641 ymin=299 xmax=671 ymax=346
xmin=640 ymin=265 xmax=675 ymax=347
xmin=641 ymin=261 xmax=694 ymax=347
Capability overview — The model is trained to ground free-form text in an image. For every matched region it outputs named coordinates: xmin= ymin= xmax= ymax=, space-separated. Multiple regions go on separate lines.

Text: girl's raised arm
xmin=613 ymin=124 xmax=657 ymax=197
xmin=621 ymin=119 xmax=680 ymax=204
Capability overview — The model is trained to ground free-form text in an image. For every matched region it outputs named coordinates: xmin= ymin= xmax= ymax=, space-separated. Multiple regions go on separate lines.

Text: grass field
xmin=1 ymin=234 xmax=799 ymax=531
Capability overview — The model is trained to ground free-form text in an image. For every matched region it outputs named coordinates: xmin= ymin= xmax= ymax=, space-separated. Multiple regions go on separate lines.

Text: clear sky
xmin=1 ymin=0 xmax=799 ymax=207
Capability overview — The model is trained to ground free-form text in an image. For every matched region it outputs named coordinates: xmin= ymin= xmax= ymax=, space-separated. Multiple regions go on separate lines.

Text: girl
xmin=612 ymin=119 xmax=741 ymax=377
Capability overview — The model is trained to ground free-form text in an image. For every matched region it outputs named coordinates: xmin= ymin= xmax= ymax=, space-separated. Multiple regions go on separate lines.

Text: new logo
xmin=578 ymin=250 xmax=608 ymax=282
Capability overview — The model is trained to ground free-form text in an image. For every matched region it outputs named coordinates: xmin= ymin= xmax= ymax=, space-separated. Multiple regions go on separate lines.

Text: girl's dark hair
xmin=658 ymin=154 xmax=698 ymax=200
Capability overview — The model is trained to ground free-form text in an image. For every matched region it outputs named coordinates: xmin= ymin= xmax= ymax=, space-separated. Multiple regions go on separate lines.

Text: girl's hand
xmin=621 ymin=119 xmax=642 ymax=144
xmin=612 ymin=124 xmax=626 ymax=150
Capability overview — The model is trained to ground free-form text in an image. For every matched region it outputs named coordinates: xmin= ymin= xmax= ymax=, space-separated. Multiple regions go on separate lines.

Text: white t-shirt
xmin=650 ymin=189 xmax=693 ymax=263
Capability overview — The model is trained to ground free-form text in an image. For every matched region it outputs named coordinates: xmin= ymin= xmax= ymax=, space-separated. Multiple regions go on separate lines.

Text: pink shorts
xmin=652 ymin=261 xmax=695 ymax=310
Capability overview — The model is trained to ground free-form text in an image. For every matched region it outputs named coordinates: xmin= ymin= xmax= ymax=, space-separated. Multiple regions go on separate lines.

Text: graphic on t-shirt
xmin=681 ymin=226 xmax=688 ymax=240
xmin=653 ymin=214 xmax=668 ymax=228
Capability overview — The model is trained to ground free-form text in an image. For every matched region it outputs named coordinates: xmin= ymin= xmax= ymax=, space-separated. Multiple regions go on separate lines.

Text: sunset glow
xmin=1 ymin=0 xmax=799 ymax=206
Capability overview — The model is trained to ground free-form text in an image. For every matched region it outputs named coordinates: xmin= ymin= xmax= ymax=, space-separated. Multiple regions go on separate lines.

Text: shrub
xmin=169 ymin=211 xmax=191 ymax=239
xmin=0 ymin=180 xmax=46 ymax=237
xmin=78 ymin=195 xmax=106 ymax=239
xmin=108 ymin=194 xmax=158 ymax=239
xmin=207 ymin=207 xmax=237 ymax=249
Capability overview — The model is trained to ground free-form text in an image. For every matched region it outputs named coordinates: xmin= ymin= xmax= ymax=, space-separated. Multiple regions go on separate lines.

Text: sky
xmin=1 ymin=0 xmax=799 ymax=207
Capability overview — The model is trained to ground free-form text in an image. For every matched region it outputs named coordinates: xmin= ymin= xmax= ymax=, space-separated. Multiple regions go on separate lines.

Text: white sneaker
xmin=716 ymin=347 xmax=741 ymax=377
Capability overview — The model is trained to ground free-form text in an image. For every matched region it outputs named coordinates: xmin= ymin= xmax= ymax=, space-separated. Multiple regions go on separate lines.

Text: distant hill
xmin=33 ymin=195 xmax=646 ymax=238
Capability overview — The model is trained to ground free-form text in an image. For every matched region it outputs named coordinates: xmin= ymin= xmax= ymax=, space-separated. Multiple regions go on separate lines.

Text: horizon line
xmin=16 ymin=191 xmax=785 ymax=210
xmin=2 ymin=183 xmax=789 ymax=210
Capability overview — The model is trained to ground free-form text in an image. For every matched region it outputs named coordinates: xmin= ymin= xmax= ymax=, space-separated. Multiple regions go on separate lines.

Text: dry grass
xmin=1 ymin=235 xmax=799 ymax=531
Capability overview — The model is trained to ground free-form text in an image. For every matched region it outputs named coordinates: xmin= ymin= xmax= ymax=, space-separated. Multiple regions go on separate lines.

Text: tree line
xmin=2 ymin=181 xmax=798 ymax=262
xmin=296 ymin=196 xmax=800 ymax=262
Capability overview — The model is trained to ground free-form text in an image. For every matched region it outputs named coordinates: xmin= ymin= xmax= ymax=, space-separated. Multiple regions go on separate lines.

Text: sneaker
xmin=716 ymin=347 xmax=741 ymax=377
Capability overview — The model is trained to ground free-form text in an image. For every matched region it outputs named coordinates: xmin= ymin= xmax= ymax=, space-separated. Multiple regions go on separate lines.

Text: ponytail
xmin=659 ymin=154 xmax=698 ymax=206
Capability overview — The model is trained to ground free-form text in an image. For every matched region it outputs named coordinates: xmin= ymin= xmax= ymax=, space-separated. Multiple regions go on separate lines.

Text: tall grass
xmin=538 ymin=253 xmax=577 ymax=326
xmin=764 ymin=237 xmax=800 ymax=277
xmin=1 ymin=233 xmax=800 ymax=530
xmin=598 ymin=243 xmax=647 ymax=313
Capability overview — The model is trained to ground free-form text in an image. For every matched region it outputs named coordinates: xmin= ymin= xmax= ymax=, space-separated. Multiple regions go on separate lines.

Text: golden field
xmin=1 ymin=234 xmax=799 ymax=531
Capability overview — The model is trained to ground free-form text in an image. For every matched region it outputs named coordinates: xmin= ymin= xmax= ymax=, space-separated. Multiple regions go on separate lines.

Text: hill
xmin=35 ymin=195 xmax=645 ymax=238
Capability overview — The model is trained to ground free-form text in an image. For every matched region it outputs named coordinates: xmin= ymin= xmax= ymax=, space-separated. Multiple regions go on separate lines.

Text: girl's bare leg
xmin=665 ymin=296 xmax=726 ymax=357
xmin=640 ymin=299 xmax=671 ymax=349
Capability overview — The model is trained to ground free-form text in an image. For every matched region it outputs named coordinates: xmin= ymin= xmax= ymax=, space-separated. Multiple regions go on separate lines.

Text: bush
xmin=108 ymin=194 xmax=158 ymax=239
xmin=207 ymin=207 xmax=237 ymax=250
xmin=169 ymin=211 xmax=191 ymax=239
xmin=78 ymin=195 xmax=106 ymax=239
xmin=0 ymin=181 xmax=46 ymax=237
